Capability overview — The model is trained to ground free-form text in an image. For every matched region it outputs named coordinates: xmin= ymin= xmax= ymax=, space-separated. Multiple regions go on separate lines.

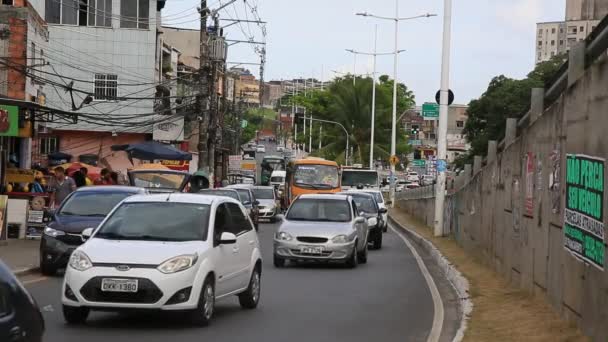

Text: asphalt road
xmin=24 ymin=221 xmax=439 ymax=342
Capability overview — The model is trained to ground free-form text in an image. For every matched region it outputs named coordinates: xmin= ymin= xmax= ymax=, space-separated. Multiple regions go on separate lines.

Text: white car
xmin=422 ymin=174 xmax=435 ymax=186
xmin=349 ymin=189 xmax=388 ymax=232
xmin=256 ymin=145 xmax=266 ymax=153
xmin=276 ymin=146 xmax=285 ymax=153
xmin=406 ymin=171 xmax=419 ymax=182
xmin=61 ymin=194 xmax=262 ymax=326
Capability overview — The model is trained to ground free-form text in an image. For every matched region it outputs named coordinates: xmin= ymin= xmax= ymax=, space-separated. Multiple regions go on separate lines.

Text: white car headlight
xmin=368 ymin=217 xmax=378 ymax=226
xmin=44 ymin=226 xmax=65 ymax=238
xmin=157 ymin=254 xmax=198 ymax=274
xmin=331 ymin=235 xmax=349 ymax=244
xmin=69 ymin=251 xmax=92 ymax=271
xmin=276 ymin=231 xmax=293 ymax=241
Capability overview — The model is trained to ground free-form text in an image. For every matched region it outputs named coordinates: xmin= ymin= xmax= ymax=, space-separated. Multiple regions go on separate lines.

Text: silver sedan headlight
xmin=44 ymin=226 xmax=65 ymax=238
xmin=331 ymin=235 xmax=349 ymax=244
xmin=367 ymin=217 xmax=378 ymax=226
xmin=276 ymin=231 xmax=293 ymax=241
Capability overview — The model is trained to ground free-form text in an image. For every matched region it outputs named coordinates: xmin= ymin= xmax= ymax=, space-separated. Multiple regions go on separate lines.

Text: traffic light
xmin=411 ymin=125 xmax=420 ymax=136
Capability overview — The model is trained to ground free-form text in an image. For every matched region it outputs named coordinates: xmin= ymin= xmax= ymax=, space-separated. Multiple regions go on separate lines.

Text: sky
xmin=163 ymin=0 xmax=566 ymax=105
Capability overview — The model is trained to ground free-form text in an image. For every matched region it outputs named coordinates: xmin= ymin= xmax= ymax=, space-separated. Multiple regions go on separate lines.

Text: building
xmin=263 ymin=81 xmax=282 ymax=109
xmin=535 ymin=0 xmax=604 ymax=64
xmin=232 ymin=68 xmax=260 ymax=106
xmin=402 ymin=104 xmax=470 ymax=164
xmin=0 ymin=0 xmax=49 ymax=169
xmin=33 ymin=0 xmax=169 ymax=167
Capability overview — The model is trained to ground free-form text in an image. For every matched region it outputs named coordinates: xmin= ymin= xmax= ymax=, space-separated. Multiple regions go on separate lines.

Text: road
xmin=24 ymin=221 xmax=441 ymax=342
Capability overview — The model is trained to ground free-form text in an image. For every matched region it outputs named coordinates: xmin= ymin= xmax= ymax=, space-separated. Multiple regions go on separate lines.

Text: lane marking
xmin=22 ymin=277 xmax=48 ymax=285
xmin=390 ymin=223 xmax=444 ymax=342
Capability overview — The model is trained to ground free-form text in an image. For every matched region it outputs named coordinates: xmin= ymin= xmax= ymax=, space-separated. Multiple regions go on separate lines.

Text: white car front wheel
xmin=191 ymin=277 xmax=215 ymax=326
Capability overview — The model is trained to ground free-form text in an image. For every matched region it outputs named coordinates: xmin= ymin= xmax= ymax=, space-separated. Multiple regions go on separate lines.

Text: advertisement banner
xmin=564 ymin=154 xmax=605 ymax=270
xmin=525 ymin=152 xmax=535 ymax=216
xmin=153 ymin=117 xmax=184 ymax=142
xmin=229 ymin=155 xmax=242 ymax=171
xmin=0 ymin=105 xmax=19 ymax=137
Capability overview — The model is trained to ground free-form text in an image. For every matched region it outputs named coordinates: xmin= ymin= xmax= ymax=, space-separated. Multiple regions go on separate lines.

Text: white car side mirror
xmin=219 ymin=232 xmax=237 ymax=245
xmin=82 ymin=227 xmax=95 ymax=240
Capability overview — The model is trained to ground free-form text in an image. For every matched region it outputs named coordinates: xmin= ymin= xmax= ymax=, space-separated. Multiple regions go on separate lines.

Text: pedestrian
xmin=110 ymin=171 xmax=119 ymax=185
xmin=95 ymin=168 xmax=113 ymax=185
xmin=48 ymin=166 xmax=76 ymax=208
xmin=80 ymin=167 xmax=93 ymax=186
xmin=72 ymin=170 xmax=87 ymax=188
xmin=30 ymin=171 xmax=45 ymax=193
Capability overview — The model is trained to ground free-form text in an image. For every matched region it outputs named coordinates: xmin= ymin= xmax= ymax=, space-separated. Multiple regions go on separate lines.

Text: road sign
xmin=389 ymin=155 xmax=399 ymax=166
xmin=435 ymin=89 xmax=455 ymax=106
xmin=241 ymin=119 xmax=248 ymax=128
xmin=412 ymin=159 xmax=426 ymax=167
xmin=437 ymin=159 xmax=447 ymax=172
xmin=408 ymin=139 xmax=422 ymax=146
xmin=422 ymin=103 xmax=439 ymax=118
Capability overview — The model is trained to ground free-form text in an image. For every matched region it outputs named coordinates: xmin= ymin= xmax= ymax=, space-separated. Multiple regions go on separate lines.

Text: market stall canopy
xmin=58 ymin=162 xmax=101 ymax=180
xmin=111 ymin=141 xmax=192 ymax=161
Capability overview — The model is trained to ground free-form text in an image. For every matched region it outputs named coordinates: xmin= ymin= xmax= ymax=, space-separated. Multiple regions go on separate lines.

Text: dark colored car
xmin=338 ymin=192 xmax=386 ymax=250
xmin=226 ymin=185 xmax=260 ymax=230
xmin=0 ymin=260 xmax=44 ymax=342
xmin=127 ymin=169 xmax=190 ymax=193
xmin=40 ymin=186 xmax=147 ymax=275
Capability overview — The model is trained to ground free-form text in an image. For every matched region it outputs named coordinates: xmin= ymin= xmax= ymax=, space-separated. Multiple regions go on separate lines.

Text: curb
xmin=388 ymin=215 xmax=472 ymax=342
xmin=13 ymin=267 xmax=40 ymax=277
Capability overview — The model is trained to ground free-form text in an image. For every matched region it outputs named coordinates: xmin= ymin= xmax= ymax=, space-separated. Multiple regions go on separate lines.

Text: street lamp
xmin=356 ymin=4 xmax=436 ymax=207
xmin=307 ymin=117 xmax=350 ymax=166
xmin=346 ymin=31 xmax=405 ymax=171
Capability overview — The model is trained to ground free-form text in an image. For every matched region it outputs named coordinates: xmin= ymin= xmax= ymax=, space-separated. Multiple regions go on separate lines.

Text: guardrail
xmin=395 ymin=185 xmax=436 ymax=201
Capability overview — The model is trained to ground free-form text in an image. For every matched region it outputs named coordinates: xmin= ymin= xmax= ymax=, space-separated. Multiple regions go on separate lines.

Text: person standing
xmin=109 ymin=171 xmax=119 ymax=185
xmin=80 ymin=167 xmax=93 ymax=186
xmin=48 ymin=167 xmax=76 ymax=208
xmin=72 ymin=170 xmax=87 ymax=188
xmin=95 ymin=168 xmax=113 ymax=185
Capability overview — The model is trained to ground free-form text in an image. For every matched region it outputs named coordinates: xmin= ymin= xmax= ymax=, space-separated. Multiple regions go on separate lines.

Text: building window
xmin=551 ymin=52 xmax=555 ymax=57
xmin=560 ymin=40 xmax=564 ymax=45
xmin=580 ymin=26 xmax=584 ymax=32
xmin=39 ymin=137 xmax=59 ymax=155
xmin=568 ymin=26 xmax=577 ymax=34
xmin=560 ymin=28 xmax=564 ymax=33
xmin=120 ymin=0 xmax=149 ymax=29
xmin=538 ymin=29 xmax=542 ymax=37
xmin=429 ymin=133 xmax=437 ymax=140
xmin=94 ymin=74 xmax=118 ymax=100
xmin=551 ymin=28 xmax=556 ymax=34
xmin=45 ymin=0 xmax=111 ymax=27
xmin=538 ymin=41 xmax=542 ymax=46
xmin=1 ymin=0 xmax=13 ymax=5
xmin=456 ymin=120 xmax=464 ymax=128
xmin=551 ymin=40 xmax=555 ymax=46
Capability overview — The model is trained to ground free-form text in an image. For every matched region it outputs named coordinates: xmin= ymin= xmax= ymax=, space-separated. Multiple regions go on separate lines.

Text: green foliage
xmin=294 ymin=75 xmax=415 ymax=166
xmin=462 ymin=54 xmax=566 ymax=158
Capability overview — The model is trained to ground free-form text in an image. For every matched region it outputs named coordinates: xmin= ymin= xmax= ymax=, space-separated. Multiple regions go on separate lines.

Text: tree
xmin=462 ymin=54 xmax=566 ymax=159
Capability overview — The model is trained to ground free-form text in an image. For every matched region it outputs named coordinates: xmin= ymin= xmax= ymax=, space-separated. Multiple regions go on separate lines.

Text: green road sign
xmin=422 ymin=103 xmax=439 ymax=119
xmin=412 ymin=160 xmax=426 ymax=167
xmin=241 ymin=119 xmax=248 ymax=128
xmin=408 ymin=139 xmax=422 ymax=146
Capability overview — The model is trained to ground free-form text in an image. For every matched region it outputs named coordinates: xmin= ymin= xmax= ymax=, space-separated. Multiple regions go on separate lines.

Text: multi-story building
xmin=263 ymin=81 xmax=282 ymax=109
xmin=535 ymin=0 xmax=604 ymax=64
xmin=33 ymin=0 xmax=170 ymax=166
xmin=232 ymin=68 xmax=260 ymax=106
xmin=0 ymin=0 xmax=48 ymax=169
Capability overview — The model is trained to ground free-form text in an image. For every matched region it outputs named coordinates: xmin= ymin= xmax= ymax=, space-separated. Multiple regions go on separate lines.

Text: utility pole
xmin=258 ymin=47 xmax=266 ymax=106
xmin=434 ymin=0 xmax=452 ymax=237
xmin=197 ymin=0 xmax=211 ymax=173
xmin=318 ymin=125 xmax=322 ymax=150
xmin=309 ymin=114 xmax=313 ymax=153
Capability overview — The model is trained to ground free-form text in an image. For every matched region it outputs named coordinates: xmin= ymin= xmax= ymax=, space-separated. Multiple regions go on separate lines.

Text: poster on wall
xmin=563 ymin=154 xmax=605 ymax=270
xmin=525 ymin=153 xmax=535 ymax=216
xmin=0 ymin=105 xmax=19 ymax=137
xmin=0 ymin=195 xmax=8 ymax=241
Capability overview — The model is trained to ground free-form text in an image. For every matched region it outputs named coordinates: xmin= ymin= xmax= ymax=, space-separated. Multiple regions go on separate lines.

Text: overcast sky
xmin=163 ymin=0 xmax=565 ymax=105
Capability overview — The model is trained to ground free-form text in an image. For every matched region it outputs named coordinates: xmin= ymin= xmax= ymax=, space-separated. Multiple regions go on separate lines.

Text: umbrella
xmin=111 ymin=141 xmax=192 ymax=161
xmin=59 ymin=162 xmax=102 ymax=180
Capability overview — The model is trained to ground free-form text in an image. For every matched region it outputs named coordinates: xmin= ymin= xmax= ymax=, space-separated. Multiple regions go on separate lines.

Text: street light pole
xmin=434 ymin=0 xmax=452 ymax=237
xmin=353 ymin=54 xmax=357 ymax=86
xmin=309 ymin=114 xmax=313 ymax=153
xmin=389 ymin=0 xmax=399 ymax=208
xmin=370 ymin=25 xmax=378 ymax=170
xmin=308 ymin=117 xmax=349 ymax=166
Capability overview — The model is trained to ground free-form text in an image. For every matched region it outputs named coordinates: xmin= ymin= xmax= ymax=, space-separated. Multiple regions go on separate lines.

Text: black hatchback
xmin=0 ymin=261 xmax=44 ymax=342
xmin=40 ymin=186 xmax=147 ymax=275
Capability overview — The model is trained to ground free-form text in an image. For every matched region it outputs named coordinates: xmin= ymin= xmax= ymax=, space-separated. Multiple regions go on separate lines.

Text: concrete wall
xmin=397 ymin=52 xmax=608 ymax=341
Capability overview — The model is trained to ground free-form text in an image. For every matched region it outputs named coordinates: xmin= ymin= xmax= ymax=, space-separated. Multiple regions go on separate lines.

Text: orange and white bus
xmin=284 ymin=157 xmax=341 ymax=205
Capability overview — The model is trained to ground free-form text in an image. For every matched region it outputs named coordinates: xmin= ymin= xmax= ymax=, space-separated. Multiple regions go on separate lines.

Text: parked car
xmin=252 ymin=186 xmax=279 ymax=222
xmin=225 ymin=185 xmax=260 ymax=230
xmin=276 ymin=146 xmax=285 ymax=153
xmin=0 ymin=261 xmax=45 ymax=342
xmin=256 ymin=145 xmax=266 ymax=153
xmin=273 ymin=194 xmax=368 ymax=268
xmin=406 ymin=182 xmax=420 ymax=189
xmin=338 ymin=191 xmax=385 ymax=249
xmin=40 ymin=186 xmax=148 ymax=275
xmin=61 ymin=194 xmax=262 ymax=326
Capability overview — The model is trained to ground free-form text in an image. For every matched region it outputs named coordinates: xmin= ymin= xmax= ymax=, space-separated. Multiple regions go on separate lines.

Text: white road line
xmin=22 ymin=277 xmax=48 ymax=285
xmin=390 ymin=223 xmax=444 ymax=342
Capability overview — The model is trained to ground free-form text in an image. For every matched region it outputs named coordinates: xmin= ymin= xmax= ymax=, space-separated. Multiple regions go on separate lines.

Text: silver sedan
xmin=273 ymin=194 xmax=368 ymax=268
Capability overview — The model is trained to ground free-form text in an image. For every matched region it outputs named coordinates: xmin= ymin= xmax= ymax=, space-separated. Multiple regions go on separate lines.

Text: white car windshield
xmin=367 ymin=192 xmax=384 ymax=204
xmin=287 ymin=199 xmax=351 ymax=222
xmin=95 ymin=202 xmax=210 ymax=242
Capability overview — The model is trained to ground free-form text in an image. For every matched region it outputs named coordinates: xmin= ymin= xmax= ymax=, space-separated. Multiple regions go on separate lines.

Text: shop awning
xmin=111 ymin=141 xmax=192 ymax=161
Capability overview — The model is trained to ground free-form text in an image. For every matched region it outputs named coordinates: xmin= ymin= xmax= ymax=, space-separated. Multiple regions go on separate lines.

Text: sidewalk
xmin=389 ymin=209 xmax=589 ymax=342
xmin=0 ymin=239 xmax=40 ymax=275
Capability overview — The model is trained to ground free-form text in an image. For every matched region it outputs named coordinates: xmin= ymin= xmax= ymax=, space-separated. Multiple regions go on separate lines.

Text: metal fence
xmin=395 ymin=185 xmax=436 ymax=201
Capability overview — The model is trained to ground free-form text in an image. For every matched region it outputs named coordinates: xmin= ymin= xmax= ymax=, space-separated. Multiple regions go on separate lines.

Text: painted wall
xmin=396 ymin=50 xmax=608 ymax=341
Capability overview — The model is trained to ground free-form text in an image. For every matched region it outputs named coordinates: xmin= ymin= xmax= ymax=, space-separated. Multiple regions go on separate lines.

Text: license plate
xmin=101 ymin=278 xmax=138 ymax=293
xmin=300 ymin=246 xmax=324 ymax=255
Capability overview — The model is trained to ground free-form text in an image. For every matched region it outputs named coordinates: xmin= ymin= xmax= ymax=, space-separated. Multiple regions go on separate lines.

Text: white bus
xmin=341 ymin=168 xmax=380 ymax=190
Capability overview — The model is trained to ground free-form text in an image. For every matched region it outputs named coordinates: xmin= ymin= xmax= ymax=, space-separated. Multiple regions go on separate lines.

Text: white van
xmin=270 ymin=170 xmax=286 ymax=189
